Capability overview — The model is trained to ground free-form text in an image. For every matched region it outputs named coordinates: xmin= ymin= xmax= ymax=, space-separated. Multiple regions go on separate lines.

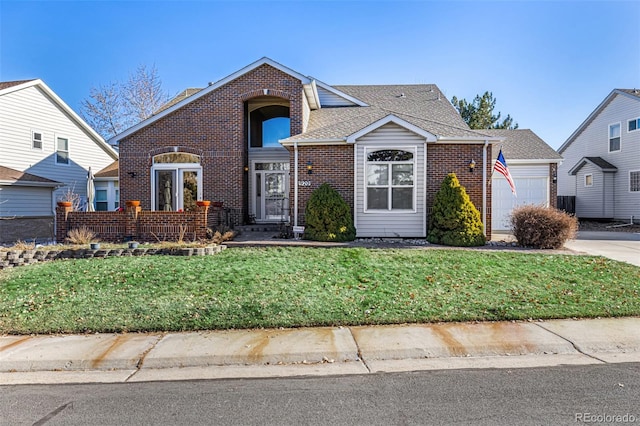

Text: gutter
xmin=294 ymin=141 xmax=299 ymax=227
xmin=483 ymin=140 xmax=488 ymax=237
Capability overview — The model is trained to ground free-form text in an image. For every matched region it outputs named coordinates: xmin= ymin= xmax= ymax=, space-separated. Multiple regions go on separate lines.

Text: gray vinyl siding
xmin=0 ymin=186 xmax=54 ymax=217
xmin=0 ymin=85 xmax=115 ymax=206
xmin=317 ymin=86 xmax=358 ymax=107
xmin=558 ymin=93 xmax=640 ymax=220
xmin=574 ymin=164 xmax=614 ymax=218
xmin=355 ymin=122 xmax=426 ymax=237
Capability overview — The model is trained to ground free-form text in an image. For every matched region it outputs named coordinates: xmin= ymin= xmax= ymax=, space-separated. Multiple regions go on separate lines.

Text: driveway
xmin=564 ymin=231 xmax=640 ymax=267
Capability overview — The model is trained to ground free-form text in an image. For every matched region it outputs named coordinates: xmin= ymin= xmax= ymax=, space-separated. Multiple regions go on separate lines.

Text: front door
xmin=253 ymin=162 xmax=289 ymax=222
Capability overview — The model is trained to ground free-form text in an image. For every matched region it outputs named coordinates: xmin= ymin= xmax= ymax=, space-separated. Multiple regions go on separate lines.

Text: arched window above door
xmin=153 ymin=152 xmax=200 ymax=164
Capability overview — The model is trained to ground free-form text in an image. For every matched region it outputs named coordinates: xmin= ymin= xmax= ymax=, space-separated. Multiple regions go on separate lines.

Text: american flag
xmin=494 ymin=149 xmax=517 ymax=197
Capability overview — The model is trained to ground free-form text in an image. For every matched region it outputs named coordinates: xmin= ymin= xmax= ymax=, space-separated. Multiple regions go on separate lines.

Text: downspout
xmin=483 ymin=139 xmax=488 ymax=237
xmin=294 ymin=141 xmax=299 ymax=227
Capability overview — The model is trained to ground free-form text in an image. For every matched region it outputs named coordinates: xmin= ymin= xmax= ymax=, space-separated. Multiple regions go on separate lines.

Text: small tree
xmin=427 ymin=173 xmax=485 ymax=247
xmin=304 ymin=183 xmax=356 ymax=242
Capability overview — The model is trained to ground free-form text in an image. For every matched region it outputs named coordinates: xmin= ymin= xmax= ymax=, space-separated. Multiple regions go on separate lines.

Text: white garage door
xmin=492 ymin=177 xmax=549 ymax=231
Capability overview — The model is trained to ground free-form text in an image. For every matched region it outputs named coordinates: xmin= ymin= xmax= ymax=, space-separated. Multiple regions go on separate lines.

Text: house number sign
xmin=298 ymin=180 xmax=312 ymax=187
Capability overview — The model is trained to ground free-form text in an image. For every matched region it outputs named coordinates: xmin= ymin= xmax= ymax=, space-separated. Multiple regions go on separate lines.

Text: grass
xmin=0 ymin=247 xmax=639 ymax=334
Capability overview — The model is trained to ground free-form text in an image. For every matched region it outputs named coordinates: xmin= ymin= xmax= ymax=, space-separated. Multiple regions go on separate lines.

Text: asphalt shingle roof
xmin=0 ymin=80 xmax=35 ymax=91
xmin=482 ymin=129 xmax=562 ymax=161
xmin=95 ymin=161 xmax=119 ymax=178
xmin=286 ymin=84 xmax=491 ymax=141
xmin=0 ymin=166 xmax=61 ymax=185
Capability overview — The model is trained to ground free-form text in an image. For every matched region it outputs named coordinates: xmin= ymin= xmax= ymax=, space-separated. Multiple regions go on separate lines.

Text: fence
xmin=56 ymin=201 xmax=213 ymax=243
xmin=557 ymin=196 xmax=576 ymax=214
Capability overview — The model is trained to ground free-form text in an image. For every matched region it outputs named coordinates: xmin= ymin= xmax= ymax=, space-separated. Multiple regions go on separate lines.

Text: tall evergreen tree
xmin=451 ymin=91 xmax=518 ymax=130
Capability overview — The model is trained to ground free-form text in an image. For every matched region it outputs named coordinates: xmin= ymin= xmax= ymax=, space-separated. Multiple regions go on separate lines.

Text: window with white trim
xmin=585 ymin=174 xmax=593 ymax=187
xmin=630 ymin=171 xmax=640 ymax=192
xmin=56 ymin=137 xmax=69 ymax=164
xmin=609 ymin=123 xmax=621 ymax=152
xmin=32 ymin=131 xmax=43 ymax=149
xmin=628 ymin=118 xmax=640 ymax=132
xmin=366 ymin=149 xmax=414 ymax=211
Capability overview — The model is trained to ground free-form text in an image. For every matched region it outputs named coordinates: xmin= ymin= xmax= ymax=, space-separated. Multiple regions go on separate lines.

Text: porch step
xmin=235 ymin=224 xmax=286 ymax=233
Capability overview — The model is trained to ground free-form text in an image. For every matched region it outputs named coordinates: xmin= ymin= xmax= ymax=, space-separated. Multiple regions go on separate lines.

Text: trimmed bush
xmin=427 ymin=173 xmax=486 ymax=247
xmin=304 ymin=183 xmax=356 ymax=242
xmin=510 ymin=205 xmax=578 ymax=249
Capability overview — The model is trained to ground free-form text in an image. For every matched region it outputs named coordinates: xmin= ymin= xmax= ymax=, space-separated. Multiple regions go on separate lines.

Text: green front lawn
xmin=0 ymin=247 xmax=638 ymax=334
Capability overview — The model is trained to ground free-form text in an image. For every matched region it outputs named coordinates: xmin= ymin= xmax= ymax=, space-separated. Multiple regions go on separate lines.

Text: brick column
xmin=55 ymin=204 xmax=72 ymax=243
xmin=125 ymin=202 xmax=141 ymax=241
xmin=195 ymin=202 xmax=210 ymax=240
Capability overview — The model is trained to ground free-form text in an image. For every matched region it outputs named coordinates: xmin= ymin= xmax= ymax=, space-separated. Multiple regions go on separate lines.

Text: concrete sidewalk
xmin=1 ymin=318 xmax=639 ymax=385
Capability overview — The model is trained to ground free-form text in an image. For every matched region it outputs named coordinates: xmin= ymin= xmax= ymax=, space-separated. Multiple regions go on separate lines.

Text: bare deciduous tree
xmin=80 ymin=64 xmax=169 ymax=141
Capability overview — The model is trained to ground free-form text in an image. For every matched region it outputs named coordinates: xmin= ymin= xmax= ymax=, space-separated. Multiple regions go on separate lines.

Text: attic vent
xmin=208 ymin=82 xmax=214 ymax=86
xmin=398 ymin=93 xmax=405 ymax=98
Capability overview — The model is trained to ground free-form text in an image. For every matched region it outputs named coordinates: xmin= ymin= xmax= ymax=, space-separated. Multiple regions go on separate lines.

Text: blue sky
xmin=1 ymin=0 xmax=639 ymax=149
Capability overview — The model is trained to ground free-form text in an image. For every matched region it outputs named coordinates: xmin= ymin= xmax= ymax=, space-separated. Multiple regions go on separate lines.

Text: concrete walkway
xmin=1 ymin=318 xmax=639 ymax=385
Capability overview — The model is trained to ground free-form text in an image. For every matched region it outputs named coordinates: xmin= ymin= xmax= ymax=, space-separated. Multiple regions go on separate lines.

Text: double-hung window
xmin=366 ymin=149 xmax=414 ymax=211
xmin=609 ymin=123 xmax=621 ymax=152
xmin=32 ymin=131 xmax=43 ymax=149
xmin=56 ymin=137 xmax=69 ymax=164
xmin=630 ymin=171 xmax=640 ymax=193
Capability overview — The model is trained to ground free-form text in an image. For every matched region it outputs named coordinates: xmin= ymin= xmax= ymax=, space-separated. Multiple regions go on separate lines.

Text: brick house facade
xmin=111 ymin=58 xmax=502 ymax=239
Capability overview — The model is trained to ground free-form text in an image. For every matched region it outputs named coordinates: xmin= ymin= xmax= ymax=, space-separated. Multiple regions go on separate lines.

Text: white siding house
xmin=558 ymin=89 xmax=640 ymax=221
xmin=0 ymin=79 xmax=118 ymax=243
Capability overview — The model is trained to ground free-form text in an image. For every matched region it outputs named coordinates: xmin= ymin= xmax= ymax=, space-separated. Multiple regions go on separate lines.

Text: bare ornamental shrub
xmin=66 ymin=227 xmax=98 ymax=245
xmin=510 ymin=205 xmax=577 ymax=249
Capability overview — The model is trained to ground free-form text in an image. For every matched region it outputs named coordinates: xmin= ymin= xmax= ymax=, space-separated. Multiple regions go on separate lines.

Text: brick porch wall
xmin=56 ymin=204 xmax=209 ymax=243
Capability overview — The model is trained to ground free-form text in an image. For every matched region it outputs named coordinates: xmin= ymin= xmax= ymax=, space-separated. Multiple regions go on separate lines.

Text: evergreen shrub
xmin=510 ymin=205 xmax=577 ymax=249
xmin=427 ymin=173 xmax=486 ymax=247
xmin=304 ymin=183 xmax=356 ymax=242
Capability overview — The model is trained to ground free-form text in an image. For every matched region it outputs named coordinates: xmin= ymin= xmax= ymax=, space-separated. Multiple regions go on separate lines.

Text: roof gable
xmin=569 ymin=156 xmax=618 ymax=175
xmin=346 ymin=115 xmax=437 ymax=143
xmin=110 ymin=57 xmax=355 ymax=144
xmin=558 ymin=89 xmax=640 ymax=154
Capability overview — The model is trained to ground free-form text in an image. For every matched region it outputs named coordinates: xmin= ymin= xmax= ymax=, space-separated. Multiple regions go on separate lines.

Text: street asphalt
xmin=0 ymin=231 xmax=638 ymax=386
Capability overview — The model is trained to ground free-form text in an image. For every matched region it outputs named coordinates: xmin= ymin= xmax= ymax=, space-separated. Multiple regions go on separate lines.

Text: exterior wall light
xmin=468 ymin=159 xmax=476 ymax=172
xmin=307 ymin=160 xmax=313 ymax=174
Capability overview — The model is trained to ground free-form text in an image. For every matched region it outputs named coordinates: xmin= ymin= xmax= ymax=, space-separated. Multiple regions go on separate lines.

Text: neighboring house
xmin=110 ymin=57 xmax=509 ymax=238
xmin=0 ymin=79 xmax=119 ymax=243
xmin=557 ymin=89 xmax=640 ymax=221
xmin=482 ymin=129 xmax=563 ymax=231
xmin=0 ymin=166 xmax=61 ymax=243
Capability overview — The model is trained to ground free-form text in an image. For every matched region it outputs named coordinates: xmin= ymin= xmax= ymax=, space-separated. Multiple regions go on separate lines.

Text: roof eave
xmin=0 ymin=180 xmax=62 ymax=188
xmin=280 ymin=138 xmax=347 ymax=146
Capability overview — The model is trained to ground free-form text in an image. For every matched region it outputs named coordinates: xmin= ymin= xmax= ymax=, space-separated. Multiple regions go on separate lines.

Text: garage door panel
xmin=492 ymin=177 xmax=549 ymax=231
